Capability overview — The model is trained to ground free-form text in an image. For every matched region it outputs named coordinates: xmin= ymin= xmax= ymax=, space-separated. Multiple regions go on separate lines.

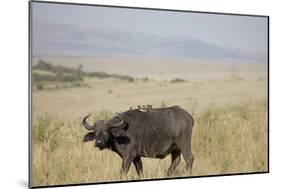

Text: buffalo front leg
xmin=167 ymin=150 xmax=181 ymax=176
xmin=133 ymin=156 xmax=143 ymax=177
xmin=120 ymin=156 xmax=134 ymax=177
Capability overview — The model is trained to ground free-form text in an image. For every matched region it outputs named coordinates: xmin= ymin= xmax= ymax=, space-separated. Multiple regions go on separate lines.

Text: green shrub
xmin=87 ymin=72 xmax=134 ymax=82
xmin=36 ymin=84 xmax=44 ymax=90
xmin=170 ymin=78 xmax=188 ymax=83
xmin=141 ymin=77 xmax=149 ymax=82
xmin=69 ymin=82 xmax=81 ymax=88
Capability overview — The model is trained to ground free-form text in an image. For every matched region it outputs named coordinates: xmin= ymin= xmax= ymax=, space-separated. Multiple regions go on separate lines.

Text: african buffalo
xmin=82 ymin=106 xmax=194 ymax=176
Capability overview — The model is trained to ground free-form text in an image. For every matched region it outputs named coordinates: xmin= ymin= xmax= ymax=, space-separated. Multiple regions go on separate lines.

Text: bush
xmin=87 ymin=72 xmax=134 ymax=82
xmin=62 ymin=74 xmax=83 ymax=82
xmin=71 ymin=82 xmax=81 ymax=87
xmin=33 ymin=60 xmax=135 ymax=85
xmin=33 ymin=60 xmax=84 ymax=84
xmin=170 ymin=78 xmax=188 ymax=83
xmin=33 ymin=60 xmax=53 ymax=71
xmin=36 ymin=84 xmax=44 ymax=90
xmin=141 ymin=77 xmax=149 ymax=82
xmin=33 ymin=59 xmax=84 ymax=75
xmin=32 ymin=73 xmax=55 ymax=83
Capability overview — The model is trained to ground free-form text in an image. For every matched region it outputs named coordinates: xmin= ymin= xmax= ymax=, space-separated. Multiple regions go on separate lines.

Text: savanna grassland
xmin=31 ymin=57 xmax=268 ymax=187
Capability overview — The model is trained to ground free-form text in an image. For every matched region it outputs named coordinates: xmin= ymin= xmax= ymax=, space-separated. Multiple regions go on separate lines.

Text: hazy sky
xmin=32 ymin=2 xmax=268 ymax=60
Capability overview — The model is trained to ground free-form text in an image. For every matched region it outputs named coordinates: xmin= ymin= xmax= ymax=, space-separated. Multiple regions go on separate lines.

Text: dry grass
xmin=32 ymin=78 xmax=267 ymax=120
xmin=32 ymin=99 xmax=268 ymax=187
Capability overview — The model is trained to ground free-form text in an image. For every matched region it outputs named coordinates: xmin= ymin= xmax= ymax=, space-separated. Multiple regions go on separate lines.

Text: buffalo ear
xmin=110 ymin=123 xmax=129 ymax=138
xmin=83 ymin=131 xmax=96 ymax=142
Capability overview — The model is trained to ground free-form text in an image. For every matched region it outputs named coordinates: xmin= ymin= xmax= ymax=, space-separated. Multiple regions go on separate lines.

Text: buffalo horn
xmin=82 ymin=114 xmax=96 ymax=130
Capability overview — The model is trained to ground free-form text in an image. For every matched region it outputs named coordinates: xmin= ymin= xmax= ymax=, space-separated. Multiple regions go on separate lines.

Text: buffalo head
xmin=82 ymin=114 xmax=128 ymax=149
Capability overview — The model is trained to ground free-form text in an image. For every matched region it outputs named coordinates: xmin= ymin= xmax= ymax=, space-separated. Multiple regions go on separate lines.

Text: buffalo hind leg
xmin=181 ymin=148 xmax=194 ymax=175
xmin=133 ymin=156 xmax=143 ymax=177
xmin=167 ymin=150 xmax=181 ymax=176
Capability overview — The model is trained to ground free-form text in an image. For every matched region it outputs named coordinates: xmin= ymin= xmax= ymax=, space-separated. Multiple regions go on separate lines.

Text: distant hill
xmin=33 ymin=24 xmax=266 ymax=63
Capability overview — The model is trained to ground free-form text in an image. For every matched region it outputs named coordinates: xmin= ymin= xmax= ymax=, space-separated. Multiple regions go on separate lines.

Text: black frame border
xmin=28 ymin=0 xmax=270 ymax=188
